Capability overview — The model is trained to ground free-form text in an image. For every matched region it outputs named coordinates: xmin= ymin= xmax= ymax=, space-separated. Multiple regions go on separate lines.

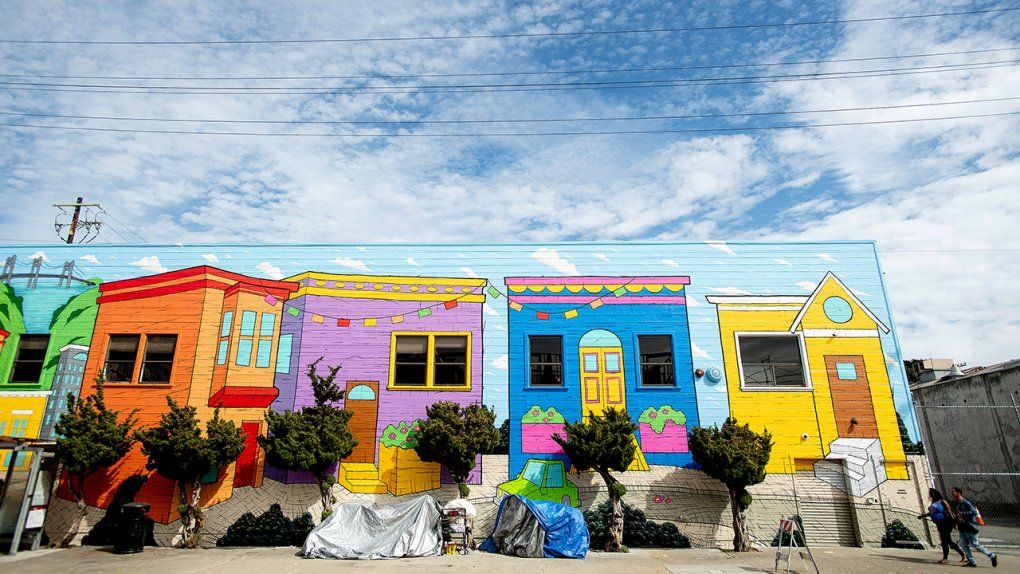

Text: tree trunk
xmin=316 ymin=472 xmax=334 ymax=520
xmin=599 ymin=470 xmax=624 ymax=552
xmin=177 ymin=480 xmax=203 ymax=548
xmin=729 ymin=487 xmax=750 ymax=552
xmin=59 ymin=475 xmax=87 ymax=548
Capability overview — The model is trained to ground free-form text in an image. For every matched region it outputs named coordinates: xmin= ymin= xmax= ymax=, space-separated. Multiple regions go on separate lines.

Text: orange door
xmin=826 ymin=355 xmax=879 ymax=438
xmin=345 ymin=382 xmax=379 ymax=463
xmin=233 ymin=421 xmax=261 ymax=488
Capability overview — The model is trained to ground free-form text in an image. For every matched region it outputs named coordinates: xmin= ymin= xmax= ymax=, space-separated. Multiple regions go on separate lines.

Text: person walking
xmin=918 ymin=488 xmax=966 ymax=564
xmin=951 ymin=487 xmax=997 ymax=568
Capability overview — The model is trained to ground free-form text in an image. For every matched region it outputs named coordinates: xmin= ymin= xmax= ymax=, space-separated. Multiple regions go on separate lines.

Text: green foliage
xmin=896 ymin=412 xmax=924 ymax=455
xmin=135 ymin=399 xmax=245 ymax=484
xmin=770 ymin=515 xmax=806 ymax=547
xmin=82 ymin=475 xmax=155 ymax=547
xmin=638 ymin=405 xmax=687 ymax=434
xmin=609 ymin=481 xmax=628 ymax=499
xmin=551 ymin=407 xmax=637 ymax=475
xmin=216 ymin=504 xmax=315 ymax=547
xmin=487 ymin=418 xmax=510 ymax=455
xmin=584 ymin=501 xmax=691 ymax=549
xmin=689 ymin=418 xmax=773 ymax=510
xmin=521 ymin=405 xmax=565 ymax=424
xmin=55 ymin=376 xmax=137 ymax=495
xmin=379 ymin=420 xmax=423 ymax=449
xmin=414 ymin=401 xmax=499 ymax=496
xmin=881 ymin=519 xmax=923 ymax=548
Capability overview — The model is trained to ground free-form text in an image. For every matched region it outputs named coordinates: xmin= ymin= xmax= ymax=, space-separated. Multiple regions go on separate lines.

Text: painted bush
xmin=639 ymin=405 xmax=688 ymax=453
xmin=378 ymin=420 xmax=440 ymax=495
xmin=520 ymin=405 xmax=566 ymax=454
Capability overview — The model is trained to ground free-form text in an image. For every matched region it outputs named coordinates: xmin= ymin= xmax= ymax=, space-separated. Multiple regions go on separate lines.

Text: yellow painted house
xmin=0 ymin=391 xmax=49 ymax=471
xmin=708 ymin=272 xmax=907 ymax=494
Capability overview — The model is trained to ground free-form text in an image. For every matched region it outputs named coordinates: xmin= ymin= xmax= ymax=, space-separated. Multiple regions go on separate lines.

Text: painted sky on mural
xmin=0 ymin=240 xmax=921 ymax=440
xmin=0 ymin=1 xmax=1018 ymax=371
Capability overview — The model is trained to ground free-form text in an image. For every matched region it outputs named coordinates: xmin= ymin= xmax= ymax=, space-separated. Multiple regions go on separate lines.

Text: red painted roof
xmin=98 ymin=265 xmax=298 ymax=303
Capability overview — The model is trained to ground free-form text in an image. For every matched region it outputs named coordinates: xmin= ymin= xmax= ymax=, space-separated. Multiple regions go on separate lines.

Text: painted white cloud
xmin=817 ymin=253 xmax=838 ymax=264
xmin=202 ymin=253 xmax=219 ymax=264
xmin=131 ymin=256 xmax=167 ymax=274
xmin=460 ymin=266 xmax=479 ymax=278
xmin=492 ymin=354 xmax=509 ymax=370
xmin=493 ymin=324 xmax=507 ymax=332
xmin=774 ymin=259 xmax=793 ymax=266
xmin=686 ymin=296 xmax=702 ymax=307
xmin=79 ymin=254 xmax=100 ymax=265
xmin=333 ymin=257 xmax=371 ymax=272
xmin=705 ymin=240 xmax=736 ymax=256
xmin=691 ymin=343 xmax=711 ymax=360
xmin=483 ymin=303 xmax=500 ymax=316
xmin=709 ymin=286 xmax=751 ymax=296
xmin=28 ymin=251 xmax=50 ymax=263
xmin=406 ymin=257 xmax=419 ymax=266
xmin=255 ymin=262 xmax=284 ymax=279
xmin=795 ymin=281 xmax=816 ymax=291
xmin=356 ymin=246 xmax=367 ymax=251
xmin=593 ymin=253 xmax=610 ymax=263
xmin=529 ymin=248 xmax=579 ymax=275
xmin=661 ymin=258 xmax=680 ymax=268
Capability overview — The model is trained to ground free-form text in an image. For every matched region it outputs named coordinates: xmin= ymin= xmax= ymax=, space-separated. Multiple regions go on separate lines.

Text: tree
xmin=896 ymin=412 xmax=924 ymax=455
xmin=53 ymin=375 xmax=137 ymax=547
xmin=135 ymin=399 xmax=245 ymax=548
xmin=551 ymin=407 xmax=636 ymax=552
xmin=414 ymin=401 xmax=499 ymax=498
xmin=258 ymin=359 xmax=356 ymax=519
xmin=689 ymin=418 xmax=773 ymax=552
xmin=485 ymin=419 xmax=510 ymax=454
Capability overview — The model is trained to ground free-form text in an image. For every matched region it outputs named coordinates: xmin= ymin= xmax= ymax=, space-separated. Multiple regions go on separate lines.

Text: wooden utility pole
xmin=66 ymin=196 xmax=83 ymax=244
xmin=53 ymin=198 xmax=101 ymax=244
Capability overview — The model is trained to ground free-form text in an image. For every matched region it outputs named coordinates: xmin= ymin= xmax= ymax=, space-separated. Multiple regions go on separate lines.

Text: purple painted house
xmin=269 ymin=272 xmax=487 ymax=494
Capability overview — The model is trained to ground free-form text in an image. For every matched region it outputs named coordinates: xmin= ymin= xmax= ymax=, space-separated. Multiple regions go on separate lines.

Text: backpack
xmin=929 ymin=502 xmax=945 ymax=522
xmin=974 ymin=505 xmax=985 ymax=526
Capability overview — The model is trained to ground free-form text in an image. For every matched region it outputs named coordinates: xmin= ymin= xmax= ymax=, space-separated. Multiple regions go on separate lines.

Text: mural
xmin=0 ymin=242 xmax=922 ymax=539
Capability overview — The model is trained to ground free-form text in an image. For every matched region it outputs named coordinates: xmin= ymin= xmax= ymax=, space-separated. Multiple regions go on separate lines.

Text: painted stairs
xmin=815 ymin=438 xmax=887 ymax=497
xmin=338 ymin=462 xmax=387 ymax=494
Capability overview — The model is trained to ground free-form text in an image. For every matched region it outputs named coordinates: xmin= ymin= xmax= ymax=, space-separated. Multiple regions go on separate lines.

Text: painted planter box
xmin=379 ymin=444 xmax=440 ymax=495
xmin=521 ymin=405 xmax=566 ymax=454
xmin=639 ymin=405 xmax=689 ymax=453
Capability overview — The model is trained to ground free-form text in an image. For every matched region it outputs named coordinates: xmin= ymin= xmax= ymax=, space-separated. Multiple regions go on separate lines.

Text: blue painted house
xmin=505 ymin=276 xmax=699 ymax=480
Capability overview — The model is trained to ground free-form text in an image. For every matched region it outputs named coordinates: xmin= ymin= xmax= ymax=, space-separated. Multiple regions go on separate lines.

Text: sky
xmin=0 ymin=1 xmax=1018 ymax=374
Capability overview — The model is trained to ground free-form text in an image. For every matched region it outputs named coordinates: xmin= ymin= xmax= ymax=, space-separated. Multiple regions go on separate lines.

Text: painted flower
xmin=665 ymin=497 xmax=672 ymax=504
xmin=412 ymin=426 xmax=420 ymax=432
xmin=648 ymin=411 xmax=657 ymax=419
xmin=389 ymin=433 xmax=397 ymax=440
xmin=653 ymin=495 xmax=663 ymax=504
xmin=532 ymin=409 xmax=540 ymax=416
xmin=661 ymin=407 xmax=670 ymax=414
xmin=542 ymin=417 xmax=550 ymax=423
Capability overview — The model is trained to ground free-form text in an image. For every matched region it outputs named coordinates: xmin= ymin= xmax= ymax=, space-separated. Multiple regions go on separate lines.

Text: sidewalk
xmin=1 ymin=545 xmax=1014 ymax=573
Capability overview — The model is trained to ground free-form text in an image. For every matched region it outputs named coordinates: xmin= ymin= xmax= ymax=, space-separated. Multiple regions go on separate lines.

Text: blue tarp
xmin=481 ymin=495 xmax=589 ymax=559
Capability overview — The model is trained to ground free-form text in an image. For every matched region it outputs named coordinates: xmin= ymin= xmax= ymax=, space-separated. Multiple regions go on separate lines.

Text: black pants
xmin=937 ymin=520 xmax=964 ymax=560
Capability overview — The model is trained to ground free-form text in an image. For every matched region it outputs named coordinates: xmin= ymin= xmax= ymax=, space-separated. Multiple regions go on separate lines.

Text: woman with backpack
xmin=918 ymin=488 xmax=966 ymax=564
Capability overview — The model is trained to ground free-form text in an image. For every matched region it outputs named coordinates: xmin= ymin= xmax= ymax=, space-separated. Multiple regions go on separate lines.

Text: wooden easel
xmin=773 ymin=516 xmax=820 ymax=574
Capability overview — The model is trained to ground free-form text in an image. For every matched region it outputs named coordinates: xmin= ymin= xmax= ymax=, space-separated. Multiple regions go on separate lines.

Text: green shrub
xmin=216 ymin=504 xmax=315 ymax=547
xmin=584 ymin=501 xmax=690 ymax=549
xmin=770 ymin=515 xmax=806 ymax=547
xmin=881 ymin=519 xmax=923 ymax=549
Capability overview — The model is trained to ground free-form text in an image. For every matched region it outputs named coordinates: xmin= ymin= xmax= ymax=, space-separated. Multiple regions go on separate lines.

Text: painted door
xmin=346 ymin=382 xmax=380 ymax=463
xmin=825 ymin=355 xmax=879 ymax=438
xmin=578 ymin=329 xmax=626 ymax=419
xmin=233 ymin=421 xmax=261 ymax=488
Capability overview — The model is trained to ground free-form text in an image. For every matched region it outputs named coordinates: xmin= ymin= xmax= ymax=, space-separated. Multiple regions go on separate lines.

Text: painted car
xmin=496 ymin=459 xmax=579 ymax=507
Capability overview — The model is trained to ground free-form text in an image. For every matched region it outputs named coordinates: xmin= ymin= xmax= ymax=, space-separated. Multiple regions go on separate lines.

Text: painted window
xmin=521 ymin=460 xmax=545 ymax=485
xmin=255 ymin=312 xmax=276 ymax=368
xmin=239 ymin=311 xmax=256 ymax=336
xmin=217 ymin=340 xmax=229 ymax=365
xmin=255 ymin=339 xmax=273 ymax=368
xmin=545 ymin=462 xmax=564 ymax=488
xmin=275 ymin=334 xmax=292 ymax=374
xmin=529 ymin=335 xmax=563 ymax=386
xmin=582 ymin=353 xmax=599 ymax=373
xmin=259 ymin=313 xmax=276 ymax=337
xmin=9 ymin=334 xmax=50 ymax=383
xmin=638 ymin=335 xmax=675 ymax=386
xmin=0 ymin=421 xmax=6 ymax=435
xmin=389 ymin=333 xmax=471 ymax=390
xmin=12 ymin=418 xmax=28 ymax=438
xmin=236 ymin=310 xmax=257 ymax=366
xmin=737 ymin=335 xmax=807 ymax=388
xmin=220 ymin=311 xmax=234 ymax=337
xmin=822 ymin=296 xmax=853 ymax=323
xmin=604 ymin=352 xmax=621 ymax=373
xmin=217 ymin=311 xmax=233 ymax=366
xmin=836 ymin=362 xmax=858 ymax=380
xmin=140 ymin=335 xmax=176 ymax=384
xmin=104 ymin=334 xmax=140 ymax=382
xmin=236 ymin=339 xmax=253 ymax=367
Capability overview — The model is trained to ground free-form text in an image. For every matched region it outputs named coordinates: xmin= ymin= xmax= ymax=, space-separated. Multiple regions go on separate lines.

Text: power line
xmin=0 ymin=60 xmax=1013 ymax=95
xmin=0 ymin=7 xmax=1012 ymax=45
xmin=1 ymin=110 xmax=1015 ymax=138
xmin=98 ymin=208 xmax=149 ymax=243
xmin=1 ymin=46 xmax=1015 ymax=81
xmin=2 ymin=96 xmax=1015 ymax=126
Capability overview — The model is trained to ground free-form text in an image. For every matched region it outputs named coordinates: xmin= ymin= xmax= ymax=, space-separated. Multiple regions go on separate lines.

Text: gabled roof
xmin=788 ymin=271 xmax=890 ymax=334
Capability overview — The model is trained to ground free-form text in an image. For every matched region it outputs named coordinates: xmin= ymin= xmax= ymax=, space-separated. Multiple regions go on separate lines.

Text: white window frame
xmin=733 ymin=331 xmax=813 ymax=392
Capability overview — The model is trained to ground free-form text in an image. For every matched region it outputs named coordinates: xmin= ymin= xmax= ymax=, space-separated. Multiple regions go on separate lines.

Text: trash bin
xmin=114 ymin=502 xmax=151 ymax=554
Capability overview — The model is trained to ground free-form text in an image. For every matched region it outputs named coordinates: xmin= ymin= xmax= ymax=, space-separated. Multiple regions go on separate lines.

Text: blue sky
xmin=0 ymin=1 xmax=1018 ymax=373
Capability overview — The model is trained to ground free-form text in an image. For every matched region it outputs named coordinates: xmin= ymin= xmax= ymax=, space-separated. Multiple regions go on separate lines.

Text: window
xmin=105 ymin=335 xmax=140 ymax=382
xmin=217 ymin=311 xmax=233 ymax=365
xmin=9 ymin=335 xmax=49 ymax=383
xmin=737 ymin=335 xmax=808 ymax=388
xmin=390 ymin=333 xmax=471 ymax=390
xmin=255 ymin=313 xmax=276 ymax=368
xmin=275 ymin=334 xmax=293 ymax=374
xmin=545 ymin=462 xmax=564 ymax=487
xmin=140 ymin=335 xmax=176 ymax=383
xmin=529 ymin=336 xmax=563 ymax=386
xmin=638 ymin=335 xmax=675 ymax=386
xmin=236 ymin=310 xmax=256 ymax=366
xmin=835 ymin=362 xmax=858 ymax=380
xmin=12 ymin=418 xmax=28 ymax=438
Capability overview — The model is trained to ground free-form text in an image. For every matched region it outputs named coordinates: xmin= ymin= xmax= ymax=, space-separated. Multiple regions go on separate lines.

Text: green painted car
xmin=496 ymin=459 xmax=580 ymax=507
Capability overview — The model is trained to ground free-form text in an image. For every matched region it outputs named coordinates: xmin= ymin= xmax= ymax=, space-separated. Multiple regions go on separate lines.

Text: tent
xmin=480 ymin=495 xmax=589 ymax=559
xmin=302 ymin=495 xmax=443 ymax=559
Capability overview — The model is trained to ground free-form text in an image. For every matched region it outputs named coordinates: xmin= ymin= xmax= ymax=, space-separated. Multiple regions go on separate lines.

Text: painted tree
xmin=135 ymin=399 xmax=245 ymax=548
xmin=53 ymin=375 xmax=137 ymax=547
xmin=551 ymin=407 xmax=637 ymax=552
xmin=414 ymin=401 xmax=499 ymax=498
xmin=689 ymin=418 xmax=773 ymax=552
xmin=258 ymin=359 xmax=356 ymax=519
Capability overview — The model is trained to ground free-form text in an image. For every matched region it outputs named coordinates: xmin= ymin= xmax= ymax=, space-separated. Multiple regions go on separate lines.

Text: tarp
xmin=480 ymin=495 xmax=589 ymax=559
xmin=302 ymin=495 xmax=443 ymax=559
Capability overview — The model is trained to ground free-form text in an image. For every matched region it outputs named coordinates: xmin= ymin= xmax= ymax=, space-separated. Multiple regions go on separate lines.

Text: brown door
xmin=345 ymin=382 xmax=379 ymax=463
xmin=825 ymin=355 xmax=879 ymax=438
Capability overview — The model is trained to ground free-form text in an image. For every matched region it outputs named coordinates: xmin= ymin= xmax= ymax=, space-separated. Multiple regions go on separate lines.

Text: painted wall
xmin=0 ymin=242 xmax=923 ymax=544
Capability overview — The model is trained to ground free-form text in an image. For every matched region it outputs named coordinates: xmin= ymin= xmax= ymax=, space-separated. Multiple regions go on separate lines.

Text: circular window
xmin=822 ymin=296 xmax=853 ymax=323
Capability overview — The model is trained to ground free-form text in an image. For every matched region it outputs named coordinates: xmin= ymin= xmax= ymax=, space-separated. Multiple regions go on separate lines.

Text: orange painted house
xmin=69 ymin=266 xmax=298 ymax=523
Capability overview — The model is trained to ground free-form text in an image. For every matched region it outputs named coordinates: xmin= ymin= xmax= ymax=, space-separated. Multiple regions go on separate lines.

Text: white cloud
xmin=709 ymin=286 xmax=751 ymax=296
xmin=255 ymin=262 xmax=284 ymax=280
xmin=661 ymin=258 xmax=680 ymax=268
xmin=202 ymin=253 xmax=219 ymax=264
xmin=333 ymin=257 xmax=371 ymax=272
xmin=175 ymin=242 xmax=184 ymax=248
xmin=795 ymin=281 xmax=816 ymax=292
xmin=79 ymin=254 xmax=100 ymax=265
xmin=29 ymin=251 xmax=50 ymax=263
xmin=492 ymin=354 xmax=509 ymax=370
xmin=493 ymin=324 xmax=507 ymax=332
xmin=593 ymin=253 xmax=610 ymax=263
xmin=460 ymin=266 xmax=479 ymax=278
xmin=691 ymin=343 xmax=711 ymax=360
xmin=529 ymin=248 xmax=579 ymax=275
xmin=131 ymin=256 xmax=167 ymax=274
xmin=685 ymin=296 xmax=702 ymax=307
xmin=483 ymin=303 xmax=500 ymax=316
xmin=705 ymin=241 xmax=736 ymax=256
xmin=356 ymin=246 xmax=367 ymax=251
xmin=774 ymin=259 xmax=793 ymax=266
xmin=817 ymin=253 xmax=838 ymax=264
xmin=406 ymin=257 xmax=419 ymax=266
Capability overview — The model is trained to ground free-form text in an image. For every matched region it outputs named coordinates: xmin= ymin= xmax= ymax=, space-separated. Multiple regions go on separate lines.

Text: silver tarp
xmin=302 ymin=495 xmax=444 ymax=559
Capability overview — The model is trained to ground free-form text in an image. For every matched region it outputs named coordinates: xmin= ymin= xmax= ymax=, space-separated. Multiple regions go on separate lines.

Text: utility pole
xmin=53 ymin=198 xmax=102 ymax=244
xmin=66 ymin=196 xmax=83 ymax=244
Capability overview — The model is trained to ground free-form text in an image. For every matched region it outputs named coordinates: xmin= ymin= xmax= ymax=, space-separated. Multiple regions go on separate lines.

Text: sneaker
xmin=965 ymin=563 xmax=977 ymax=568
xmin=991 ymin=554 xmax=997 ymax=568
